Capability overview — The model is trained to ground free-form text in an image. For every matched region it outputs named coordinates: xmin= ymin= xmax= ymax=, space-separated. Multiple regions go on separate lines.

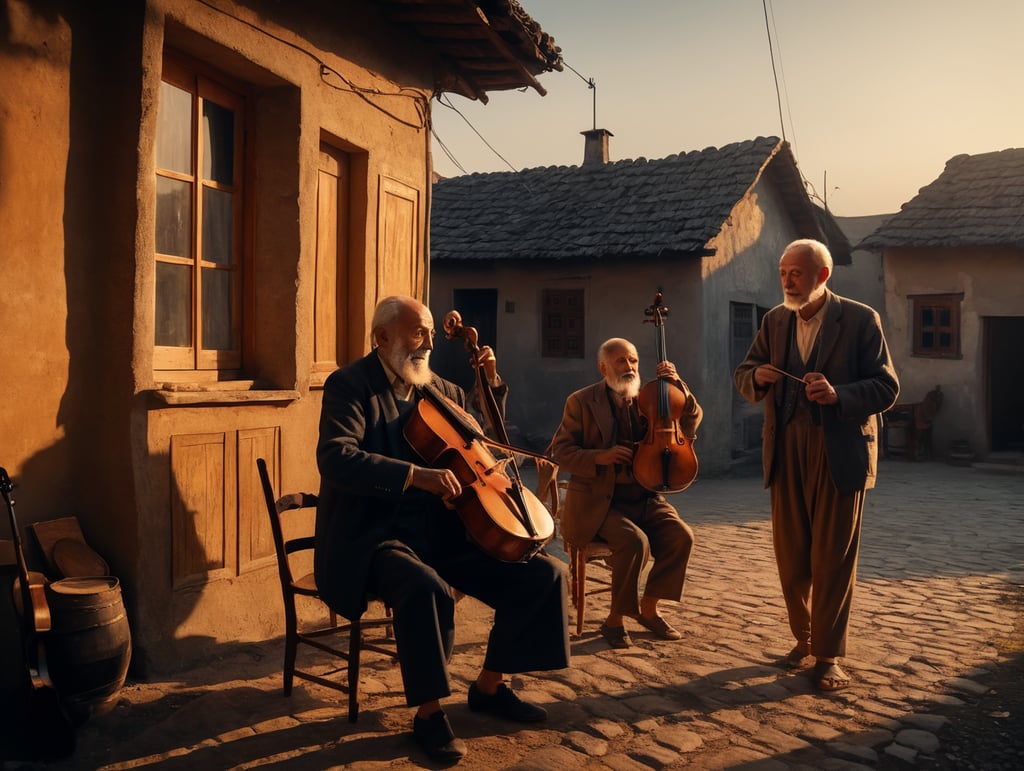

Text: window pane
xmin=156 ymin=262 xmax=192 ymax=346
xmin=156 ymin=81 xmax=193 ymax=174
xmin=202 ymin=100 xmax=234 ymax=184
xmin=939 ymin=309 xmax=951 ymax=326
xmin=202 ymin=187 xmax=233 ymax=265
xmin=940 ymin=332 xmax=951 ymax=348
xmin=921 ymin=308 xmax=934 ymax=326
xmin=202 ymin=267 xmax=233 ymax=350
xmin=156 ymin=176 xmax=192 ymax=257
xmin=922 ymin=332 xmax=934 ymax=348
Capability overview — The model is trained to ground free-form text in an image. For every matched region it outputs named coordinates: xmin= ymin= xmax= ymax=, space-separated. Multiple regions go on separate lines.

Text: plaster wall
xmin=1 ymin=0 xmax=435 ymax=674
xmin=706 ymin=181 xmax=808 ymax=469
xmin=883 ymin=246 xmax=1024 ymax=458
xmin=429 ymin=257 xmax=701 ymax=456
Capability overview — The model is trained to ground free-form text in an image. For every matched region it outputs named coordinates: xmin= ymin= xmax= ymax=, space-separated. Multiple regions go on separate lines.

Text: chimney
xmin=581 ymin=128 xmax=613 ymax=166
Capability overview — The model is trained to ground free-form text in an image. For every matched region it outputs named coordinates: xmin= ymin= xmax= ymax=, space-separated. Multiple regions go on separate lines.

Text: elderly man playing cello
xmin=314 ymin=295 xmax=570 ymax=764
xmin=549 ymin=337 xmax=702 ymax=649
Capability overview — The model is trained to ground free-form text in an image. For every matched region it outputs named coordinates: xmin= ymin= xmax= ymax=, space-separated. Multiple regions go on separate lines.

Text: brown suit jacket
xmin=733 ymin=289 xmax=899 ymax=494
xmin=549 ymin=379 xmax=701 ymax=547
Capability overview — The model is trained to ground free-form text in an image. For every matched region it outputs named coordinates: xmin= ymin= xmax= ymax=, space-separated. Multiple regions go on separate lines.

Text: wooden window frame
xmin=542 ymin=289 xmax=584 ymax=359
xmin=155 ymin=55 xmax=245 ymax=374
xmin=910 ymin=293 xmax=962 ymax=359
xmin=729 ymin=301 xmax=769 ymax=368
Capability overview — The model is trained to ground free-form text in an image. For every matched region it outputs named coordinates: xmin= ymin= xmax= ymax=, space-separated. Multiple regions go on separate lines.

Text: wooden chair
xmin=567 ymin=527 xmax=613 ymax=637
xmin=885 ymin=385 xmax=943 ymax=461
xmin=535 ymin=460 xmax=612 ymax=637
xmin=256 ymin=458 xmax=396 ymax=722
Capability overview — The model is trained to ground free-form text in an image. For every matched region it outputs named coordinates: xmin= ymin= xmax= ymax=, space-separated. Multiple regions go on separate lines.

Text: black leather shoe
xmin=468 ymin=682 xmax=547 ymax=722
xmin=413 ymin=711 xmax=466 ymax=764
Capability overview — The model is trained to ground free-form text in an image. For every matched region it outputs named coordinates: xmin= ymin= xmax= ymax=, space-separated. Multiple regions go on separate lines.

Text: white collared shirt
xmin=797 ymin=299 xmax=827 ymax=364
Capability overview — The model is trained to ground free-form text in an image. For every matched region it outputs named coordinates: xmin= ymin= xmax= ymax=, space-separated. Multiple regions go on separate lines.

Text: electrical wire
xmin=194 ymin=0 xmax=427 ymax=129
xmin=433 ymin=93 xmax=520 ymax=173
xmin=762 ymin=0 xmax=787 ymax=143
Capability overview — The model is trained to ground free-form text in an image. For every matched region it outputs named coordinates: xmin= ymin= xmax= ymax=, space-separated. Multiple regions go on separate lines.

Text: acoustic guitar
xmin=1 ymin=467 xmax=76 ymax=759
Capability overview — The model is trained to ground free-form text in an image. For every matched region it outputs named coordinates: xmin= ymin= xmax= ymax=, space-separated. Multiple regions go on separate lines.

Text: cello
xmin=632 ymin=293 xmax=700 ymax=493
xmin=402 ymin=312 xmax=554 ymax=562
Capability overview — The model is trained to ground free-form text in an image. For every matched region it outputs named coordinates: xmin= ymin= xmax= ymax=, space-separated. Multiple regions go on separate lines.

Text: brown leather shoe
xmin=631 ymin=613 xmax=682 ymax=640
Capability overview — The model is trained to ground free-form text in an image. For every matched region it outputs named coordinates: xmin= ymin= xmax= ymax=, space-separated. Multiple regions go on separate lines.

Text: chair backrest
xmin=917 ymin=385 xmax=943 ymax=428
xmin=534 ymin=457 xmax=560 ymax=519
xmin=257 ymin=458 xmax=318 ymax=592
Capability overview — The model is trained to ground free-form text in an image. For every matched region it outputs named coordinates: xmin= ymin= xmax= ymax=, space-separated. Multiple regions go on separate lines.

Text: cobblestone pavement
xmin=8 ymin=459 xmax=1024 ymax=770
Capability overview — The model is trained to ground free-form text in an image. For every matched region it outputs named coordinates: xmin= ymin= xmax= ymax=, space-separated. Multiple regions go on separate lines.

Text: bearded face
xmin=780 ymin=247 xmax=828 ymax=312
xmin=783 ymin=278 xmax=827 ymax=312
xmin=600 ymin=341 xmax=641 ymax=400
xmin=606 ymin=369 xmax=640 ymax=400
xmin=385 ymin=339 xmax=433 ymax=386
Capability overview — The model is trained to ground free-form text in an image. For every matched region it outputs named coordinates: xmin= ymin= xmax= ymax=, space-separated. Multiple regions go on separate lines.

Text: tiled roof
xmin=859 ymin=147 xmax=1024 ymax=250
xmin=379 ymin=0 xmax=562 ymax=101
xmin=431 ymin=136 xmax=826 ymax=261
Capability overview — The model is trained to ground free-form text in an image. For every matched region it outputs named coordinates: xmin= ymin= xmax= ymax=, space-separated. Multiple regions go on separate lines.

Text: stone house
xmin=859 ymin=147 xmax=1024 ymax=459
xmin=0 ymin=0 xmax=560 ymax=680
xmin=428 ymin=134 xmax=851 ymax=476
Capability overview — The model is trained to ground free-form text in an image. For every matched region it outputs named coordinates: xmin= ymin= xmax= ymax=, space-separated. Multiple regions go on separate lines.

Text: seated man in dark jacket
xmin=314 ymin=295 xmax=570 ymax=763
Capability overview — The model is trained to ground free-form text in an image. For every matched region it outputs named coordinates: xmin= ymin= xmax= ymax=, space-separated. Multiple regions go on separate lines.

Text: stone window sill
xmin=150 ymin=381 xmax=300 ymax=406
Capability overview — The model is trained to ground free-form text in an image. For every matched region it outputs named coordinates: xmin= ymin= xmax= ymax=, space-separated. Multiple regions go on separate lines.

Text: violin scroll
xmin=643 ymin=292 xmax=669 ymax=325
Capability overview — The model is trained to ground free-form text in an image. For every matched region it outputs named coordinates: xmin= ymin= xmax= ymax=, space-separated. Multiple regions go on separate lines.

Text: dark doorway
xmin=987 ymin=316 xmax=1024 ymax=451
xmin=430 ymin=288 xmax=498 ymax=393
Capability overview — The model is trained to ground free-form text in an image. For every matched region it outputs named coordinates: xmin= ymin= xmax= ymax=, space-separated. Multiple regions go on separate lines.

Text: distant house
xmin=429 ymin=134 xmax=849 ymax=476
xmin=859 ymin=147 xmax=1024 ymax=459
xmin=0 ymin=0 xmax=560 ymax=678
xmin=832 ymin=214 xmax=892 ymax=316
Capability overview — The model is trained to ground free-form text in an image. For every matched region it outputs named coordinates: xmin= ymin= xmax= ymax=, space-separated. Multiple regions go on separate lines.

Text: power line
xmin=434 ymin=93 xmax=520 ymax=173
xmin=762 ymin=0 xmax=786 ymax=143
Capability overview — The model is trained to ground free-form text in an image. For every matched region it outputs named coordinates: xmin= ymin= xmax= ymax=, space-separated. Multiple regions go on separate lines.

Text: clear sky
xmin=430 ymin=0 xmax=1022 ymax=217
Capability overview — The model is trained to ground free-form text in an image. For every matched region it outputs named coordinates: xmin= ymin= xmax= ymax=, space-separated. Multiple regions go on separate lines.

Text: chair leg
xmin=571 ymin=548 xmax=587 ymax=637
xmin=283 ymin=615 xmax=298 ymax=697
xmin=348 ymin=620 xmax=362 ymax=723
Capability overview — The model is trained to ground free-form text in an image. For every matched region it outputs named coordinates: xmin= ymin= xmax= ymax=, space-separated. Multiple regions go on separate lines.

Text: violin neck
xmin=656 ymin=322 xmax=668 ymax=364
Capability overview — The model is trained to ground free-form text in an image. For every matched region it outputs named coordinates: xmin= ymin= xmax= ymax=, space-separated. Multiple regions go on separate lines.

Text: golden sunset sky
xmin=430 ymin=0 xmax=1022 ymax=217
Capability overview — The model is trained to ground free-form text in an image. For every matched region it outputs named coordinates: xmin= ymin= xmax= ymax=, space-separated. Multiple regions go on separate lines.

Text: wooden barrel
xmin=44 ymin=576 xmax=131 ymax=723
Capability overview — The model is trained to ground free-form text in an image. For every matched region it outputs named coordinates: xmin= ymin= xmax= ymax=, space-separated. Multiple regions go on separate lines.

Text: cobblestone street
xmin=9 ymin=458 xmax=1023 ymax=770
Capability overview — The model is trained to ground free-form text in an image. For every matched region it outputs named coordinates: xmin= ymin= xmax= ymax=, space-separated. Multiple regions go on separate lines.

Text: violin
xmin=401 ymin=312 xmax=554 ymax=562
xmin=632 ymin=293 xmax=699 ymax=493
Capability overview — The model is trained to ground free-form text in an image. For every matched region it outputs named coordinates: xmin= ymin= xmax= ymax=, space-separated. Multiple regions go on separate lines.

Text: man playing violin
xmin=314 ymin=295 xmax=569 ymax=764
xmin=549 ymin=337 xmax=702 ymax=649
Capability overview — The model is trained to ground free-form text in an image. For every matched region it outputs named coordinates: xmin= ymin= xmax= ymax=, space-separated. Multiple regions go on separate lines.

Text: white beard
xmin=784 ymin=280 xmax=827 ymax=312
xmin=607 ymin=371 xmax=641 ymax=400
xmin=386 ymin=342 xmax=432 ymax=386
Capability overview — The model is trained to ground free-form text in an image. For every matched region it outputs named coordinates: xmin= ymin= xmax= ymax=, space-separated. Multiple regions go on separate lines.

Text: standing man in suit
xmin=734 ymin=238 xmax=899 ymax=691
xmin=549 ymin=337 xmax=701 ymax=649
xmin=315 ymin=295 xmax=569 ymax=763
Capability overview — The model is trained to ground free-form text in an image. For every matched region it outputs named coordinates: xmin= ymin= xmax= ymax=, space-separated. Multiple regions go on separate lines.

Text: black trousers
xmin=367 ymin=538 xmax=570 ymax=707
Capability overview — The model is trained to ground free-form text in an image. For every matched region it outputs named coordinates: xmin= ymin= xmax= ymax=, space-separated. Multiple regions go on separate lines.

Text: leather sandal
xmin=631 ymin=613 xmax=682 ymax=640
xmin=786 ymin=643 xmax=811 ymax=666
xmin=812 ymin=660 xmax=851 ymax=691
xmin=599 ymin=622 xmax=631 ymax=649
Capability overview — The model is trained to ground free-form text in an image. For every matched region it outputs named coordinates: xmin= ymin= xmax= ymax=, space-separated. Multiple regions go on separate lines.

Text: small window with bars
xmin=542 ymin=289 xmax=584 ymax=358
xmin=911 ymin=293 xmax=962 ymax=358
